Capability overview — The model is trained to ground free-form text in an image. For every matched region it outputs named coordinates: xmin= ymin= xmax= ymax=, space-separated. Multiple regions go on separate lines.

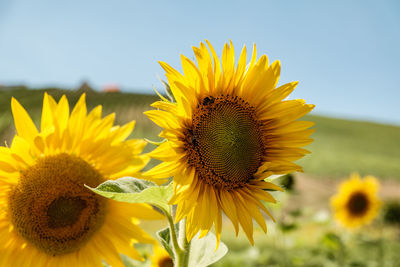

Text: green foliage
xmin=157 ymin=227 xmax=176 ymax=260
xmin=95 ymin=177 xmax=155 ymax=193
xmin=212 ymin=229 xmax=400 ymax=267
xmin=88 ymin=177 xmax=173 ymax=212
xmin=189 ymin=233 xmax=228 ymax=267
xmin=321 ymin=232 xmax=344 ymax=251
xmin=383 ymin=201 xmax=400 ymax=225
xmin=277 ymin=173 xmax=296 ymax=191
xmin=278 ymin=222 xmax=298 ymax=233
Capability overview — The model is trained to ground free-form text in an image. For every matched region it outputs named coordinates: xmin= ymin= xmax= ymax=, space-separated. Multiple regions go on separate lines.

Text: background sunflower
xmin=331 ymin=173 xmax=381 ymax=229
xmin=150 ymin=245 xmax=173 ymax=267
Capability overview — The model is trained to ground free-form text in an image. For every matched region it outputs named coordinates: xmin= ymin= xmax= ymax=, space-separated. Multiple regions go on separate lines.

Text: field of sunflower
xmin=1 ymin=86 xmax=399 ymax=267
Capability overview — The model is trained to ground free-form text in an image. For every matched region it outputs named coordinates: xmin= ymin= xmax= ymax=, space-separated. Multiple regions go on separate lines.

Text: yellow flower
xmin=150 ymin=245 xmax=173 ymax=267
xmin=144 ymin=40 xmax=315 ymax=244
xmin=0 ymin=93 xmax=162 ymax=267
xmin=331 ymin=173 xmax=381 ymax=229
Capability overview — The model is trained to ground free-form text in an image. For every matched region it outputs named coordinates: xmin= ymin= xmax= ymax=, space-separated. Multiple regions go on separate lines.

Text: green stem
xmin=178 ymin=219 xmax=191 ymax=267
xmin=164 ymin=206 xmax=191 ymax=267
xmin=165 ymin=208 xmax=183 ymax=256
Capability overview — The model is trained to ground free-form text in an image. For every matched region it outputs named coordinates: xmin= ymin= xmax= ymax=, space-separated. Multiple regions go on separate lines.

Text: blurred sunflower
xmin=144 ymin=40 xmax=315 ymax=244
xmin=331 ymin=173 xmax=381 ymax=229
xmin=150 ymin=245 xmax=173 ymax=267
xmin=0 ymin=93 xmax=162 ymax=267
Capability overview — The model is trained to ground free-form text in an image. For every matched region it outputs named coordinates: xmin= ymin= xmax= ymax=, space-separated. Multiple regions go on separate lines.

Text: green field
xmin=1 ymin=87 xmax=399 ymax=180
xmin=300 ymin=115 xmax=400 ymax=179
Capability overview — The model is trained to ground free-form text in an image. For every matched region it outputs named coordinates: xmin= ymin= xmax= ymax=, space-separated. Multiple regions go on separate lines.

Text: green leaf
xmin=321 ymin=232 xmax=343 ymax=251
xmin=156 ymin=227 xmax=175 ymax=260
xmin=188 ymin=232 xmax=228 ymax=267
xmin=278 ymin=222 xmax=298 ymax=232
xmin=87 ymin=177 xmax=173 ymax=212
xmin=95 ymin=177 xmax=155 ymax=193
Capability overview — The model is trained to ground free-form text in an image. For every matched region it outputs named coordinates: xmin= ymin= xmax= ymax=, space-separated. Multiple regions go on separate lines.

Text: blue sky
xmin=0 ymin=0 xmax=399 ymax=124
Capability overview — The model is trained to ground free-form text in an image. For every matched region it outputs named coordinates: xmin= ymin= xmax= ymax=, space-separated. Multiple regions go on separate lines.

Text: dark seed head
xmin=202 ymin=96 xmax=215 ymax=106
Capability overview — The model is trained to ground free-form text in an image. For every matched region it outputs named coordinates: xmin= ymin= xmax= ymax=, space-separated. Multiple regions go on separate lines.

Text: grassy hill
xmin=300 ymin=115 xmax=400 ymax=179
xmin=1 ymin=87 xmax=399 ymax=180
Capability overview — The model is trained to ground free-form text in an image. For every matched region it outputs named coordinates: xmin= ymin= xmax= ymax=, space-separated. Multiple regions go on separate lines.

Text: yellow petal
xmin=110 ymin=120 xmax=135 ymax=144
xmin=205 ymin=40 xmax=222 ymax=90
xmin=240 ymin=191 xmax=267 ymax=233
xmin=55 ymin=95 xmax=70 ymax=133
xmin=234 ymin=45 xmax=247 ymax=86
xmin=144 ymin=110 xmax=180 ymax=130
xmin=10 ymin=136 xmax=34 ymax=167
xmin=233 ymin=191 xmax=254 ymax=245
xmin=11 ymin=97 xmax=38 ymax=142
xmin=150 ymin=100 xmax=178 ymax=113
xmin=219 ymin=190 xmax=239 ymax=235
xmin=41 ymin=92 xmax=57 ymax=132
xmin=142 ymin=161 xmax=180 ymax=179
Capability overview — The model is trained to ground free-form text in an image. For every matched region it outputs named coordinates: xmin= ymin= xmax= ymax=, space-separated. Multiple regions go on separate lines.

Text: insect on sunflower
xmin=331 ymin=173 xmax=381 ymax=229
xmin=144 ymin=40 xmax=315 ymax=244
xmin=0 ymin=93 xmax=162 ymax=267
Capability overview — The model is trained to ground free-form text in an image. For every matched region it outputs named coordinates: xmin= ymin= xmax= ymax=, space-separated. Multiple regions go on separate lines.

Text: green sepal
xmin=144 ymin=138 xmax=167 ymax=146
xmin=160 ymin=79 xmax=175 ymax=102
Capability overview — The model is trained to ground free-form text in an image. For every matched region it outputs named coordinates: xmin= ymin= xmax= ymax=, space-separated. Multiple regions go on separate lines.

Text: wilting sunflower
xmin=0 ymin=93 xmax=162 ymax=267
xmin=150 ymin=245 xmax=173 ymax=267
xmin=144 ymin=40 xmax=315 ymax=244
xmin=331 ymin=173 xmax=381 ymax=229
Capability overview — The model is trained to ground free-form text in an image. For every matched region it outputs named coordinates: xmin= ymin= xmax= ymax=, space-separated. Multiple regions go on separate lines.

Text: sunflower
xmin=331 ymin=173 xmax=381 ymax=229
xmin=150 ymin=245 xmax=173 ymax=267
xmin=144 ymin=40 xmax=315 ymax=244
xmin=0 ymin=93 xmax=162 ymax=267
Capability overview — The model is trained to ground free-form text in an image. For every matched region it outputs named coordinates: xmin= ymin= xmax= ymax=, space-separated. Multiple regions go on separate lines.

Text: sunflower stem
xmin=164 ymin=207 xmax=191 ymax=267
xmin=165 ymin=207 xmax=183 ymax=259
xmin=177 ymin=218 xmax=190 ymax=267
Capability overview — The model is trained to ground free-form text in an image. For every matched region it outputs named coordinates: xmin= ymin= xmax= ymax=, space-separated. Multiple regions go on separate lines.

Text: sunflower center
xmin=158 ymin=256 xmax=174 ymax=267
xmin=8 ymin=153 xmax=107 ymax=256
xmin=47 ymin=197 xmax=87 ymax=228
xmin=347 ymin=192 xmax=369 ymax=216
xmin=184 ymin=95 xmax=265 ymax=189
